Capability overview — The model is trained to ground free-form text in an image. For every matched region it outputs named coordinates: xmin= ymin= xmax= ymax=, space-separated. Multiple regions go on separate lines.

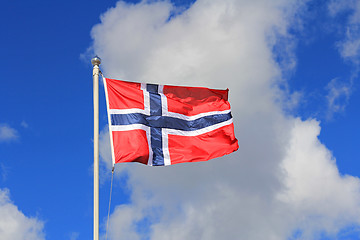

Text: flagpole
xmin=91 ymin=56 xmax=101 ymax=240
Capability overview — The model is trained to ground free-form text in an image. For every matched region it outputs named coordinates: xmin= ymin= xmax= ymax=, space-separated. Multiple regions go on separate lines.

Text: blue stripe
xmin=146 ymin=84 xmax=159 ymax=94
xmin=147 ymin=84 xmax=162 ymax=116
xmin=111 ymin=112 xmax=232 ymax=131
xmin=146 ymin=84 xmax=164 ymax=166
xmin=150 ymin=127 xmax=163 ymax=166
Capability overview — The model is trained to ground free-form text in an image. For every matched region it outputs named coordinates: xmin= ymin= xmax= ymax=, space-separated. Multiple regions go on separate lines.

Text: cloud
xmin=329 ymin=0 xmax=360 ymax=63
xmin=0 ymin=124 xmax=18 ymax=142
xmin=325 ymin=0 xmax=360 ymax=119
xmin=92 ymin=0 xmax=360 ymax=239
xmin=0 ymin=163 xmax=10 ymax=182
xmin=325 ymin=78 xmax=352 ymax=119
xmin=279 ymin=119 xmax=360 ymax=238
xmin=20 ymin=121 xmax=29 ymax=129
xmin=0 ymin=188 xmax=45 ymax=240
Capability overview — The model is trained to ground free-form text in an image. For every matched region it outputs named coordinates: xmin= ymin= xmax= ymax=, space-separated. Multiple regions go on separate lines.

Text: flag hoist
xmin=91 ymin=56 xmax=101 ymax=240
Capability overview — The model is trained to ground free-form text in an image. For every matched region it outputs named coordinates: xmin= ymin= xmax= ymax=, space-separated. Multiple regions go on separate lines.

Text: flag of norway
xmin=103 ymin=77 xmax=239 ymax=166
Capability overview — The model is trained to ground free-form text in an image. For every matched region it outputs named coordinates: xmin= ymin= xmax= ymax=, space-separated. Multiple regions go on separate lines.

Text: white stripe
xmin=141 ymin=83 xmax=151 ymax=115
xmin=162 ymin=130 xmax=171 ymax=166
xmin=103 ymin=76 xmax=116 ymax=167
xmin=146 ymin=127 xmax=153 ymax=166
xmin=165 ymin=118 xmax=233 ymax=136
xmin=109 ymin=108 xmax=146 ymax=115
xmin=163 ymin=109 xmax=231 ymax=121
xmin=111 ymin=124 xmax=149 ymax=132
xmin=158 ymin=85 xmax=169 ymax=120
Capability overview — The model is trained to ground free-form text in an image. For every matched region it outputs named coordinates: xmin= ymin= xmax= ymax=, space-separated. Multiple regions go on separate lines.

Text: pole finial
xmin=91 ymin=56 xmax=101 ymax=66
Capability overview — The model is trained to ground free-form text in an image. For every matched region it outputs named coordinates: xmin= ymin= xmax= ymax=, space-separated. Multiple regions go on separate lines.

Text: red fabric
xmin=168 ymin=123 xmax=238 ymax=165
xmin=106 ymin=78 xmax=144 ymax=110
xmin=163 ymin=85 xmax=230 ymax=116
xmin=112 ymin=130 xmax=149 ymax=165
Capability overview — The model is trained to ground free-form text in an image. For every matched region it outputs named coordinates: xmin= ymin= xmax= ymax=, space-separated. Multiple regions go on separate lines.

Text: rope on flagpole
xmin=105 ymin=166 xmax=115 ymax=240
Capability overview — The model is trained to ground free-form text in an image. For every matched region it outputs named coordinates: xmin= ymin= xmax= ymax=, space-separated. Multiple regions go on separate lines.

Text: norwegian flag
xmin=103 ymin=77 xmax=239 ymax=166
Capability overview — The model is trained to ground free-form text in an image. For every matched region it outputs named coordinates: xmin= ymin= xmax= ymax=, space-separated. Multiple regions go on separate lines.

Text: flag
xmin=103 ymin=77 xmax=239 ymax=166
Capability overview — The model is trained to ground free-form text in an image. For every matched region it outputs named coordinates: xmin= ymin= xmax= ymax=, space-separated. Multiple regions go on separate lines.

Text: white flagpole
xmin=91 ymin=56 xmax=101 ymax=240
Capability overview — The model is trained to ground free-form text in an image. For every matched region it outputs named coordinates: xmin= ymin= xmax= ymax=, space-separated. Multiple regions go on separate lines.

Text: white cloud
xmin=325 ymin=78 xmax=352 ymax=119
xmin=326 ymin=0 xmax=360 ymax=119
xmin=279 ymin=119 xmax=360 ymax=238
xmin=0 ymin=163 xmax=10 ymax=182
xmin=106 ymin=205 xmax=143 ymax=240
xmin=0 ymin=124 xmax=18 ymax=142
xmin=91 ymin=0 xmax=360 ymax=239
xmin=20 ymin=121 xmax=29 ymax=129
xmin=0 ymin=188 xmax=45 ymax=240
xmin=329 ymin=0 xmax=360 ymax=62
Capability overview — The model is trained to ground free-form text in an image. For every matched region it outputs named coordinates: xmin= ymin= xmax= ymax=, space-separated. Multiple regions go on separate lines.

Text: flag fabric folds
xmin=103 ymin=77 xmax=239 ymax=166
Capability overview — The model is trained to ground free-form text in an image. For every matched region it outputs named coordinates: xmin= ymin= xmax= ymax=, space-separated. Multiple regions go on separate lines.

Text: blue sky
xmin=1 ymin=0 xmax=360 ymax=240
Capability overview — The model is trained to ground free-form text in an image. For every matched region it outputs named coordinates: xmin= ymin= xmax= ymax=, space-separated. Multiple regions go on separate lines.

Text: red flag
xmin=103 ymin=77 xmax=238 ymax=166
